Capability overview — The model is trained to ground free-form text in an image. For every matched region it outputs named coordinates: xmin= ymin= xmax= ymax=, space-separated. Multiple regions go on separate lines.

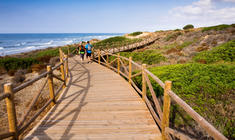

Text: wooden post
xmin=162 ymin=81 xmax=172 ymax=140
xmin=98 ymin=49 xmax=101 ymax=64
xmin=67 ymin=46 xmax=70 ymax=56
xmin=59 ymin=49 xmax=66 ymax=88
xmin=59 ymin=48 xmax=63 ymax=59
xmin=65 ymin=55 xmax=69 ymax=78
xmin=4 ymin=83 xmax=18 ymax=139
xmin=142 ymin=64 xmax=146 ymax=101
xmin=117 ymin=53 xmax=120 ymax=74
xmin=106 ymin=52 xmax=109 ymax=68
xmin=47 ymin=65 xmax=56 ymax=106
xmin=128 ymin=57 xmax=132 ymax=84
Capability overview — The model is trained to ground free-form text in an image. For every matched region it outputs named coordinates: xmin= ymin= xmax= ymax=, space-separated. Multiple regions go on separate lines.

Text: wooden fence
xmin=0 ymin=49 xmax=69 ymax=140
xmin=92 ymin=48 xmax=228 ymax=140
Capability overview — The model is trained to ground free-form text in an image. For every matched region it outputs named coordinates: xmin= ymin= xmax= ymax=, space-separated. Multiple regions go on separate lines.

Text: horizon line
xmin=0 ymin=32 xmax=126 ymax=34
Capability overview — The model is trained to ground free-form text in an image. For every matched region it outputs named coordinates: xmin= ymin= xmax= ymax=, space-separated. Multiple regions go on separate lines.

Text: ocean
xmin=0 ymin=33 xmax=123 ymax=56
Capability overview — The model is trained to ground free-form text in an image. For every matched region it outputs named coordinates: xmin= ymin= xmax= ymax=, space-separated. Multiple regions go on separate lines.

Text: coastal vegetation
xmin=0 ymin=45 xmax=77 ymax=74
xmin=183 ymin=24 xmax=194 ymax=30
xmin=128 ymin=31 xmax=143 ymax=36
xmin=133 ymin=63 xmax=235 ymax=138
xmin=194 ymin=40 xmax=235 ymax=64
xmin=93 ymin=36 xmax=142 ymax=50
xmin=119 ymin=50 xmax=166 ymax=65
xmin=202 ymin=24 xmax=235 ymax=32
xmin=105 ymin=29 xmax=234 ymax=138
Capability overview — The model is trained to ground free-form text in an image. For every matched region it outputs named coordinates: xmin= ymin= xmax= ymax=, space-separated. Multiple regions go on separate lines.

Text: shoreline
xmin=0 ymin=45 xmax=69 ymax=58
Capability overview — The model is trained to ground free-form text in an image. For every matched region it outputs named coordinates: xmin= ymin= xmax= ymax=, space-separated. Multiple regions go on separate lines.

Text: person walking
xmin=85 ymin=41 xmax=93 ymax=63
xmin=79 ymin=43 xmax=86 ymax=62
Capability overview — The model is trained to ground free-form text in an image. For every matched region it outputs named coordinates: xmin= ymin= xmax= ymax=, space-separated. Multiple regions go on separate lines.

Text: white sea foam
xmin=45 ymin=40 xmax=53 ymax=45
xmin=15 ymin=43 xmax=21 ymax=46
xmin=25 ymin=46 xmax=36 ymax=50
xmin=63 ymin=40 xmax=73 ymax=44
xmin=0 ymin=47 xmax=4 ymax=50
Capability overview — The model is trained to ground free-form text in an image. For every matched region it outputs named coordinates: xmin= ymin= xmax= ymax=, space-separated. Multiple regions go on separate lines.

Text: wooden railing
xmin=0 ymin=48 xmax=69 ymax=140
xmin=96 ymin=34 xmax=159 ymax=54
xmin=92 ymin=49 xmax=228 ymax=140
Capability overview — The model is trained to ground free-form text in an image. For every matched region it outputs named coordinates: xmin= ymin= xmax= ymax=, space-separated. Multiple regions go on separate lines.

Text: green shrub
xmin=0 ymin=57 xmax=39 ymax=71
xmin=93 ymin=36 xmax=142 ymax=50
xmin=35 ymin=48 xmax=60 ymax=57
xmin=202 ymin=24 xmax=232 ymax=32
xmin=119 ymin=50 xmax=166 ymax=65
xmin=0 ymin=46 xmax=73 ymax=72
xmin=133 ymin=63 xmax=235 ymax=139
xmin=194 ymin=40 xmax=235 ymax=63
xmin=129 ymin=31 xmax=143 ymax=36
xmin=183 ymin=24 xmax=194 ymax=30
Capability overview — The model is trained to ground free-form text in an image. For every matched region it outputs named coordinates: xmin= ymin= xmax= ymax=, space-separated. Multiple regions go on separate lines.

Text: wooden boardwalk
xmin=25 ymin=56 xmax=161 ymax=140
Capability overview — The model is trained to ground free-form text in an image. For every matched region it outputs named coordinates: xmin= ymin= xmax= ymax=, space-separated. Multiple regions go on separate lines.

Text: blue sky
xmin=0 ymin=0 xmax=235 ymax=33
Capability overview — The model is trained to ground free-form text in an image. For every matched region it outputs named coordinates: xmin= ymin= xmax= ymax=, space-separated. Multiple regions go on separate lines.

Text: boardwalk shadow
xmin=25 ymin=57 xmax=91 ymax=140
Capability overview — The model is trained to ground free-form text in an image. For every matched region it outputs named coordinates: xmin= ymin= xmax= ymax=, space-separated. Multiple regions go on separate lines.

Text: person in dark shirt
xmin=79 ymin=43 xmax=86 ymax=62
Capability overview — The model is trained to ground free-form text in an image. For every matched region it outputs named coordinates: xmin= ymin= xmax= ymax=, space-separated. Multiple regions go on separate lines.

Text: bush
xmin=93 ymin=36 xmax=142 ymax=50
xmin=0 ymin=46 xmax=71 ymax=72
xmin=129 ymin=31 xmax=143 ymax=36
xmin=119 ymin=50 xmax=166 ymax=65
xmin=0 ymin=57 xmax=39 ymax=71
xmin=202 ymin=24 xmax=232 ymax=32
xmin=35 ymin=48 xmax=59 ymax=57
xmin=194 ymin=40 xmax=235 ymax=64
xmin=183 ymin=24 xmax=194 ymax=30
xmin=12 ymin=69 xmax=26 ymax=83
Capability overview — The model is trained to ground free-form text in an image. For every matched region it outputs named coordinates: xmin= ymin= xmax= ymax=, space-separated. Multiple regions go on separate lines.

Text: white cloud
xmin=164 ymin=0 xmax=235 ymax=28
xmin=217 ymin=0 xmax=235 ymax=2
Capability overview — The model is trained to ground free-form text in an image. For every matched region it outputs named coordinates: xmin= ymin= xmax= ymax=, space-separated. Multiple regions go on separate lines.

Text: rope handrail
xmin=0 ymin=48 xmax=70 ymax=140
xmin=93 ymin=48 xmax=228 ymax=140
